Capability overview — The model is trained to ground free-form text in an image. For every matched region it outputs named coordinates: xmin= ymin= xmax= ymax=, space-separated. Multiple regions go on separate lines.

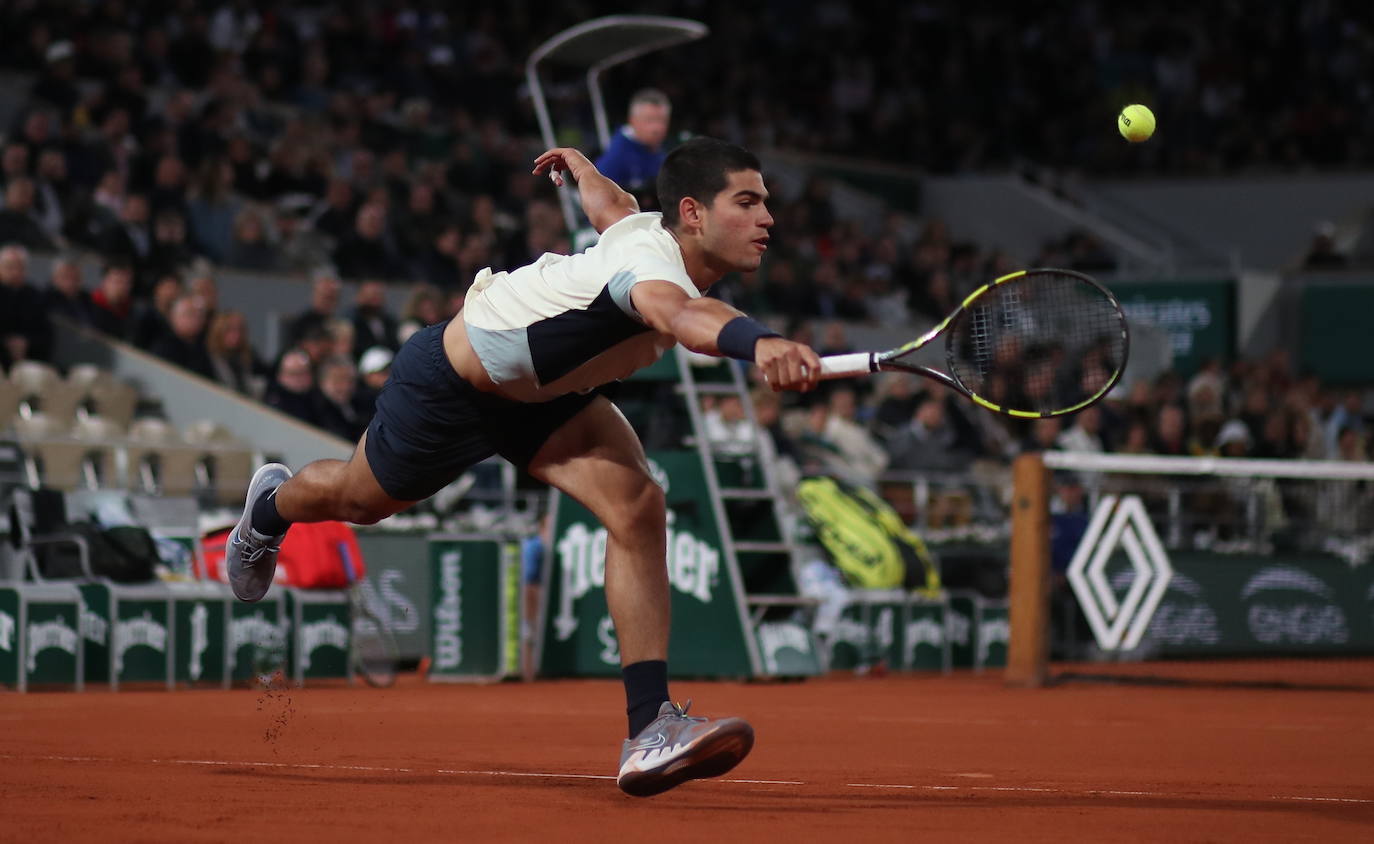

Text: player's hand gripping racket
xmin=819 ymin=269 xmax=1129 ymax=417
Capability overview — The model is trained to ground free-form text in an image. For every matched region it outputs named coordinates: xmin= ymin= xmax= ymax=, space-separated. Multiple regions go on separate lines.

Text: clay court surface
xmin=2 ymin=672 xmax=1372 ymax=842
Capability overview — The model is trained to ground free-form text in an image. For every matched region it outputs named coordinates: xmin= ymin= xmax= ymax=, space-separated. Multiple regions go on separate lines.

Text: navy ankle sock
xmin=622 ymin=659 xmax=670 ymax=738
xmin=249 ymin=489 xmax=291 ymax=537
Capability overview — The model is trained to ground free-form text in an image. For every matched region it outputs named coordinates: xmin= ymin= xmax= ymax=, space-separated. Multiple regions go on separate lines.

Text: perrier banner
xmin=538 ymin=450 xmax=758 ymax=678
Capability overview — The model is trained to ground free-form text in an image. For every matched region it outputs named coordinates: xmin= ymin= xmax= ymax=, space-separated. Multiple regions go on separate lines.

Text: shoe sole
xmin=618 ymin=721 xmax=755 ymax=798
xmin=228 ymin=463 xmax=292 ymax=602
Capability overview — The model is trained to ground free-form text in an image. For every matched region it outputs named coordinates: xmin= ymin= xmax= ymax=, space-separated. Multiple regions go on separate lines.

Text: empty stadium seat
xmin=66 ymin=363 xmax=111 ymax=391
xmin=183 ymin=420 xmax=242 ymax=446
xmin=9 ymin=361 xmax=60 ymax=396
xmin=87 ymin=380 xmax=140 ymax=428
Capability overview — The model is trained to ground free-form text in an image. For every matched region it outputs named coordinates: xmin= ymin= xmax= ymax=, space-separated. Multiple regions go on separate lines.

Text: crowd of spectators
xmin=0 ymin=0 xmax=1368 ymax=469
xmin=703 ymin=338 xmax=1370 ymax=505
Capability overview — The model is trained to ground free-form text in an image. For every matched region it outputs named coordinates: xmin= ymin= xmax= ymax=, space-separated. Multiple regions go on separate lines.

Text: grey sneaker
xmin=616 ymin=700 xmax=754 ymax=797
xmin=227 ymin=463 xmax=293 ymax=602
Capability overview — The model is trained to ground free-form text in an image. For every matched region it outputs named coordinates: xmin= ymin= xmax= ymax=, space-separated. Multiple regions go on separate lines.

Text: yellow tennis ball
xmin=1118 ymin=104 xmax=1155 ymax=143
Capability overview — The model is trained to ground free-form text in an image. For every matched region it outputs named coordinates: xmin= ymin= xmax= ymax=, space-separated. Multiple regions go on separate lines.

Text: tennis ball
xmin=1118 ymin=104 xmax=1155 ymax=143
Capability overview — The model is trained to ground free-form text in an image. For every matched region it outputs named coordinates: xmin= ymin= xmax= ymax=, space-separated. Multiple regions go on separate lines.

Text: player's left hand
xmin=755 ymin=337 xmax=821 ymax=392
xmin=533 ymin=148 xmax=593 ymax=187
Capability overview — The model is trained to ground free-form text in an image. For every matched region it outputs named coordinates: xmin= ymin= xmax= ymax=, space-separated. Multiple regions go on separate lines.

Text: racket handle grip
xmin=818 ymin=352 xmax=878 ymax=379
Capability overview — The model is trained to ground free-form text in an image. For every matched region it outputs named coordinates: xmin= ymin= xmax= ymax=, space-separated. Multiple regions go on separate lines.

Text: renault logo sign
xmin=1067 ymin=495 xmax=1173 ymax=650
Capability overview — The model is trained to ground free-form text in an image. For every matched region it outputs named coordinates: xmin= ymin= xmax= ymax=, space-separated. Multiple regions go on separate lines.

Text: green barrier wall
xmin=1133 ymin=553 xmax=1374 ymax=655
xmin=538 ymin=450 xmax=759 ymax=678
xmin=429 ymin=535 xmax=520 ymax=682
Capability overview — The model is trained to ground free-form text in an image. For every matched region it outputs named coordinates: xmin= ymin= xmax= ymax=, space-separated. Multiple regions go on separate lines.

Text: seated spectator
xmin=702 ymin=395 xmax=755 ymax=456
xmin=89 ymin=259 xmax=136 ymax=339
xmin=186 ymin=265 xmax=220 ymax=324
xmin=310 ymin=355 xmax=369 ymax=441
xmin=286 ymin=272 xmax=341 ymax=347
xmin=274 ymin=196 xmax=331 ymax=271
xmin=41 ymin=256 xmax=93 ymax=327
xmin=223 ymin=208 xmax=279 ymax=271
xmin=186 ymin=158 xmax=242 ymax=263
xmin=205 ymin=309 xmax=264 ymax=397
xmin=264 ymin=348 xmax=316 ymax=424
xmin=99 ymin=192 xmax=153 ymax=275
xmin=0 ymin=178 xmax=57 ymax=250
xmin=1215 ymin=419 xmax=1252 ymax=457
xmin=351 ymin=279 xmax=398 ymax=354
xmin=355 ymin=345 xmax=394 ymax=417
xmin=34 ymin=147 xmax=73 ymax=244
xmin=870 ymin=374 xmax=922 ymax=444
xmin=146 ymin=210 xmax=198 ymax=278
xmin=296 ymin=324 xmax=335 ymax=370
xmin=309 ymin=178 xmax=356 ymax=242
xmin=1149 ymin=404 xmax=1190 ymax=456
xmin=397 ymin=283 xmax=442 ymax=344
xmin=149 ymin=294 xmax=214 ymax=380
xmin=0 ymin=244 xmax=50 ymax=363
xmin=1323 ymin=389 xmax=1364 ymax=457
xmin=790 ymin=390 xmax=890 ymax=486
xmin=414 ymin=223 xmax=464 ymax=291
xmin=888 ymin=396 xmax=975 ymax=473
xmin=1022 ymin=417 xmax=1063 ymax=453
xmin=130 ymin=274 xmax=183 ymax=350
xmin=1057 ymin=406 xmax=1106 ymax=453
xmin=332 ymin=202 xmax=405 ymax=280
xmin=328 ymin=318 xmax=356 ymax=361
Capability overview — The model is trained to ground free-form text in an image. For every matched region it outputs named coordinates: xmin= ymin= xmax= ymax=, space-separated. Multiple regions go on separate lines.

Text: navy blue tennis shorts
xmin=364 ymin=320 xmax=600 ymax=501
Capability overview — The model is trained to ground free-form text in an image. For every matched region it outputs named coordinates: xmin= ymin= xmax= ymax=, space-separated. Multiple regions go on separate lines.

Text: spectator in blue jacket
xmin=594 ymin=89 xmax=672 ymax=193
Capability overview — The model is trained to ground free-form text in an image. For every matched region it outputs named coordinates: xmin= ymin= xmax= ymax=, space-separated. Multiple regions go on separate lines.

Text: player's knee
xmin=605 ymin=474 xmax=665 ymax=539
xmin=338 ymin=494 xmax=391 ymax=526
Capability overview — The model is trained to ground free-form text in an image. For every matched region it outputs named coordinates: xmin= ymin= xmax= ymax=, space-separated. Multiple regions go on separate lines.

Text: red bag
xmin=202 ymin=521 xmax=366 ymax=589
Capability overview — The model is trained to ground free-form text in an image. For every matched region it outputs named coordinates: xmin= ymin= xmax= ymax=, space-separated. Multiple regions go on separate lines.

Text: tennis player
xmin=227 ymin=137 xmax=820 ymax=796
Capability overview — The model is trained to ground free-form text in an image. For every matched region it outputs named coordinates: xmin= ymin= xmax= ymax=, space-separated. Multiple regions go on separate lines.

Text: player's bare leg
xmin=529 ymin=397 xmax=754 ymax=797
xmin=227 ymin=434 xmax=412 ymax=602
xmin=527 ymin=398 xmax=670 ymax=667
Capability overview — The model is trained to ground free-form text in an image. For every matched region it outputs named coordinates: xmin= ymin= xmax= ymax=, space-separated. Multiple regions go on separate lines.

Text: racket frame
xmin=819 ymin=269 xmax=1129 ymax=418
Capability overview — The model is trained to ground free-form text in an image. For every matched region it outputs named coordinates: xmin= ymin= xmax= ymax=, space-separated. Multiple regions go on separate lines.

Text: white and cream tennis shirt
xmin=461 ymin=212 xmax=700 ymax=402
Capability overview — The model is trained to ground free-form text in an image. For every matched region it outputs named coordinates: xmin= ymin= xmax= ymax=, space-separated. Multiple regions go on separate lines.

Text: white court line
xmin=5 ymin=754 xmax=1371 ymax=805
xmin=437 ymin=769 xmax=614 ymax=781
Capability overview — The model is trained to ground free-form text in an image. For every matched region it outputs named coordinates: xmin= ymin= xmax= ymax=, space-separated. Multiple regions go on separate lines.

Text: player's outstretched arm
xmin=532 ymin=148 xmax=639 ymax=234
xmin=632 ymin=281 xmax=820 ymax=392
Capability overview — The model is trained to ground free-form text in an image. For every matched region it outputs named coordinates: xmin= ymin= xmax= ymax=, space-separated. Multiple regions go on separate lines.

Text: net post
xmin=1006 ymin=452 xmax=1051 ymax=687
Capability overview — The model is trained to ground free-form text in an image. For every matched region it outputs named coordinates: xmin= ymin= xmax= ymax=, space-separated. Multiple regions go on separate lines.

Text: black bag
xmin=38 ymin=522 xmax=158 ymax=583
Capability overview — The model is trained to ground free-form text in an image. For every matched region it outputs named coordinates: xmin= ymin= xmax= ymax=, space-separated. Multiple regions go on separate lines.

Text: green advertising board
xmin=79 ymin=583 xmax=174 ymax=690
xmin=1114 ymin=280 xmax=1235 ymax=376
xmin=286 ymin=589 xmax=351 ymax=684
xmin=168 ymin=581 xmax=232 ymax=688
xmin=429 ymin=536 xmax=520 ymax=682
xmin=1299 ymin=283 xmax=1374 ymax=383
xmin=1130 ymin=553 xmax=1374 ymax=656
xmin=946 ymin=591 xmax=1010 ymax=672
xmin=0 ymin=584 xmax=83 ymax=691
xmin=229 ymin=593 xmax=288 ymax=684
xmin=753 ymin=620 xmax=822 ymax=677
xmin=538 ymin=449 xmax=759 ymax=678
xmin=826 ymin=591 xmax=949 ymax=672
xmin=355 ymin=532 xmax=430 ymax=661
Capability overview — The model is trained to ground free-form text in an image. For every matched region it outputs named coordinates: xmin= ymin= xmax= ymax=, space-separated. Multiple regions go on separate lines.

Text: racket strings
xmin=948 ymin=272 xmax=1126 ymax=414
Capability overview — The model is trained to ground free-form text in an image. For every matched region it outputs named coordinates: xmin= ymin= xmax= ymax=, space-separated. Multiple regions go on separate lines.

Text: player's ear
xmin=678 ymin=196 xmax=705 ymax=230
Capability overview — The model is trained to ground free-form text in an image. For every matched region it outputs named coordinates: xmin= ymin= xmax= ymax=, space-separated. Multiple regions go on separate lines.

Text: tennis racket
xmin=349 ymin=583 xmax=399 ymax=688
xmin=819 ymin=268 xmax=1128 ymax=418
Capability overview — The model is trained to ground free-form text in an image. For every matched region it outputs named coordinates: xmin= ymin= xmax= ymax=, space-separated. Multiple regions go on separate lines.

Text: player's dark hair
xmin=657 ymin=137 xmax=760 ymax=229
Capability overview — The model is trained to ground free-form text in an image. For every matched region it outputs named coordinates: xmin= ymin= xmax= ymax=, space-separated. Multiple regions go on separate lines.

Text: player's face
xmin=702 ymin=170 xmax=773 ymax=272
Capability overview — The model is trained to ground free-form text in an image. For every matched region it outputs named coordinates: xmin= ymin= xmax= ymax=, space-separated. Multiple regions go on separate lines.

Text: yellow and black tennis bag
xmin=795 ymin=476 xmax=940 ymax=593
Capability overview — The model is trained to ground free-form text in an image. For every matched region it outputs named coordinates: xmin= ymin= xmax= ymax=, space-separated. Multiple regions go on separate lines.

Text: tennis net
xmin=1010 ymin=451 xmax=1374 ymax=690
